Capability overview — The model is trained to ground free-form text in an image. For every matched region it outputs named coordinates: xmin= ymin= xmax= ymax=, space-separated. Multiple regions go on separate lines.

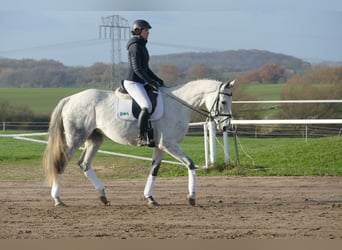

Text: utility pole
xmin=99 ymin=15 xmax=130 ymax=89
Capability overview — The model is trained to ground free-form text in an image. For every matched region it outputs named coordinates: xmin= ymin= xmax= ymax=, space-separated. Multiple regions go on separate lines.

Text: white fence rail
xmin=231 ymin=119 xmax=342 ymax=125
xmin=1 ymin=119 xmax=341 ymax=169
xmin=194 ymin=120 xmax=342 ymax=167
xmin=189 ymin=119 xmax=342 ymax=168
xmin=233 ymin=100 xmax=342 ymax=104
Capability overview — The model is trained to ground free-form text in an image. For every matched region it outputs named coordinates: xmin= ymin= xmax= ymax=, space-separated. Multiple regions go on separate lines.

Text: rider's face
xmin=140 ymin=28 xmax=150 ymax=41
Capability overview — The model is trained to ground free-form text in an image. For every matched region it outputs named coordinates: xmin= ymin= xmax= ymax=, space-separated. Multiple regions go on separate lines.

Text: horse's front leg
xmin=161 ymin=143 xmax=197 ymax=206
xmin=144 ymin=148 xmax=164 ymax=207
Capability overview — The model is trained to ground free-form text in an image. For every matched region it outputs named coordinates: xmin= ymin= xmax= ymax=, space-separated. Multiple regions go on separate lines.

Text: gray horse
xmin=43 ymin=79 xmax=235 ymax=207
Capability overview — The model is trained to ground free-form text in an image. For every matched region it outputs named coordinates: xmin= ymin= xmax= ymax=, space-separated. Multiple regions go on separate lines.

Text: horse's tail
xmin=43 ymin=97 xmax=70 ymax=186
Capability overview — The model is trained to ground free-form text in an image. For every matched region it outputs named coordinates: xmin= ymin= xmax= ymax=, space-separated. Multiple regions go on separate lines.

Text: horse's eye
xmin=221 ymin=101 xmax=226 ymax=105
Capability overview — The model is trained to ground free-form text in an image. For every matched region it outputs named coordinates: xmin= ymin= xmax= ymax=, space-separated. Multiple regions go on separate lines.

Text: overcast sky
xmin=0 ymin=0 xmax=341 ymax=66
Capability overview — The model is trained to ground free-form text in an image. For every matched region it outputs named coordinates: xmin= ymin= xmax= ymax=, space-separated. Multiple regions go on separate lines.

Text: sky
xmin=0 ymin=0 xmax=341 ymax=66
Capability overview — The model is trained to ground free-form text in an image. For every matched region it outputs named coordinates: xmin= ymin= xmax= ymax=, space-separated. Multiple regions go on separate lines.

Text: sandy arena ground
xmin=0 ymin=176 xmax=341 ymax=239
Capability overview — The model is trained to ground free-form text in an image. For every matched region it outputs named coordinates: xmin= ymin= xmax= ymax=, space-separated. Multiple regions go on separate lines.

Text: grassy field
xmin=241 ymin=83 xmax=285 ymax=117
xmin=243 ymin=83 xmax=285 ymax=100
xmin=0 ymin=131 xmax=341 ymax=181
xmin=0 ymin=84 xmax=285 ymax=115
xmin=0 ymin=88 xmax=87 ymax=115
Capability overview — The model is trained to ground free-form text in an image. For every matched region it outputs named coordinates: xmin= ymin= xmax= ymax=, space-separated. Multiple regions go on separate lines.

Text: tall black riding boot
xmin=137 ymin=108 xmax=149 ymax=146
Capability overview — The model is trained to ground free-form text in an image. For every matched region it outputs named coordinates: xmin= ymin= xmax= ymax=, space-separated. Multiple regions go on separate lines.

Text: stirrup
xmin=137 ymin=136 xmax=149 ymax=147
xmin=147 ymin=139 xmax=155 ymax=147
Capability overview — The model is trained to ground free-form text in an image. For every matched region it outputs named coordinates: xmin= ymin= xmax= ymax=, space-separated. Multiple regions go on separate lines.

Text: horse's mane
xmin=168 ymin=79 xmax=221 ymax=93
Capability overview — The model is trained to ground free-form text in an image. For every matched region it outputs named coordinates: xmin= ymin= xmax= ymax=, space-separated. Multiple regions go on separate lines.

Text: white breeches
xmin=123 ymin=80 xmax=152 ymax=113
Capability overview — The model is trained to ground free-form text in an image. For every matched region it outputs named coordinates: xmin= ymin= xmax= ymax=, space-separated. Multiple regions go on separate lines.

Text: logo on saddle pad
xmin=115 ymin=87 xmax=164 ymax=121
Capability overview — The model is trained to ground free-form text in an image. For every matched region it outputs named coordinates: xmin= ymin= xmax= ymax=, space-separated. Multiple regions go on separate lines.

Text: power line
xmin=0 ymin=38 xmax=108 ymax=55
xmin=149 ymin=41 xmax=216 ymax=52
xmin=0 ymin=39 xmax=217 ymax=57
xmin=99 ymin=15 xmax=130 ymax=89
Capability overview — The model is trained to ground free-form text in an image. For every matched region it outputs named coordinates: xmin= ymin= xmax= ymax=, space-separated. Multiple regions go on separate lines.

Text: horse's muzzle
xmin=217 ymin=114 xmax=232 ymax=132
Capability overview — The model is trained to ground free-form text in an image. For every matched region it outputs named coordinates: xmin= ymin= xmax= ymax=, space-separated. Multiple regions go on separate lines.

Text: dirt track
xmin=0 ymin=176 xmax=341 ymax=239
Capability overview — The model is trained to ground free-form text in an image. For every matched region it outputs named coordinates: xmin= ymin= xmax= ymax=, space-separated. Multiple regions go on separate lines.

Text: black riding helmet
xmin=131 ymin=19 xmax=152 ymax=36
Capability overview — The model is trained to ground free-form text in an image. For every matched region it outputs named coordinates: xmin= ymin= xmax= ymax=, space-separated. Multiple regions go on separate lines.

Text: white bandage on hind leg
xmin=188 ymin=169 xmax=197 ymax=194
xmin=84 ymin=168 xmax=105 ymax=192
xmin=144 ymin=175 xmax=156 ymax=198
xmin=51 ymin=174 xmax=62 ymax=198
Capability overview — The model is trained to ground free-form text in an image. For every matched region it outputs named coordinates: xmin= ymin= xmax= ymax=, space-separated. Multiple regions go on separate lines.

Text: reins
xmin=158 ymin=87 xmax=211 ymax=118
xmin=158 ymin=81 xmax=231 ymax=120
xmin=159 ymin=88 xmax=210 ymax=117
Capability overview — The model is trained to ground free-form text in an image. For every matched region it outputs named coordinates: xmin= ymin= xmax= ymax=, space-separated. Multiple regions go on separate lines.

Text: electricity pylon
xmin=99 ymin=15 xmax=130 ymax=89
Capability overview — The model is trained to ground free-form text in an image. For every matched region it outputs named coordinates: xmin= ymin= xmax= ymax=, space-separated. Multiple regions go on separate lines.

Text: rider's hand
xmin=157 ymin=79 xmax=164 ymax=87
xmin=148 ymin=80 xmax=160 ymax=90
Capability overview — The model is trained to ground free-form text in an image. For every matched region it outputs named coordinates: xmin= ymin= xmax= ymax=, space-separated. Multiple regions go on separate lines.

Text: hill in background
xmin=0 ymin=49 xmax=311 ymax=88
xmin=150 ymin=49 xmax=310 ymax=72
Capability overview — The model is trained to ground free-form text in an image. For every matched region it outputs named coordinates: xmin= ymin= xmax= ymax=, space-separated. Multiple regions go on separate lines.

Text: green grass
xmin=0 ymin=88 xmax=87 ymax=115
xmin=243 ymin=83 xmax=285 ymax=100
xmin=0 ymin=132 xmax=341 ymax=181
xmin=241 ymin=83 xmax=285 ymax=117
xmin=226 ymin=136 xmax=342 ymax=176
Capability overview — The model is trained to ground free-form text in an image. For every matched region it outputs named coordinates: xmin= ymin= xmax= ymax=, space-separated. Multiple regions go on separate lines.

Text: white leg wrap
xmin=84 ymin=168 xmax=104 ymax=192
xmin=144 ymin=175 xmax=156 ymax=198
xmin=51 ymin=174 xmax=62 ymax=198
xmin=188 ymin=169 xmax=197 ymax=194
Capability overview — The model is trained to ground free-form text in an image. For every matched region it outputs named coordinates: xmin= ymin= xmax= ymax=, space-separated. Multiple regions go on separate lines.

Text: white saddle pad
xmin=116 ymin=91 xmax=164 ymax=121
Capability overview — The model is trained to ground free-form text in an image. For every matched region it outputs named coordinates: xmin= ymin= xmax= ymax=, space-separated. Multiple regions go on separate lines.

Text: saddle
xmin=115 ymin=85 xmax=164 ymax=147
xmin=115 ymin=85 xmax=164 ymax=121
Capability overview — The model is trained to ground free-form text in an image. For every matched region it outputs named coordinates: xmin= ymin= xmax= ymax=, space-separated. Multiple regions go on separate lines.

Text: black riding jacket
xmin=125 ymin=36 xmax=161 ymax=85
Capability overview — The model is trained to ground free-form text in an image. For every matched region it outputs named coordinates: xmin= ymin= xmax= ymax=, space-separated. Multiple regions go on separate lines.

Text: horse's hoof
xmin=55 ymin=201 xmax=66 ymax=207
xmin=147 ymin=196 xmax=159 ymax=207
xmin=100 ymin=196 xmax=111 ymax=206
xmin=54 ymin=197 xmax=66 ymax=207
xmin=187 ymin=193 xmax=196 ymax=206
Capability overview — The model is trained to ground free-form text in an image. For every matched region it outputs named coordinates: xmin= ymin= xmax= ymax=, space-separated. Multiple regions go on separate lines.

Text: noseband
xmin=208 ymin=82 xmax=233 ymax=121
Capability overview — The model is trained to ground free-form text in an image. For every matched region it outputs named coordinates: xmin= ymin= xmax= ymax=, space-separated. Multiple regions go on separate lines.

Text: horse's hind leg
xmin=78 ymin=130 xmax=109 ymax=205
xmin=51 ymin=133 xmax=85 ymax=206
xmin=51 ymin=175 xmax=64 ymax=206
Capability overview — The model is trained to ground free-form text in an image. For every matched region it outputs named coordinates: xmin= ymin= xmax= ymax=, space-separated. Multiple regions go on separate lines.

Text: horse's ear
xmin=222 ymin=79 xmax=235 ymax=89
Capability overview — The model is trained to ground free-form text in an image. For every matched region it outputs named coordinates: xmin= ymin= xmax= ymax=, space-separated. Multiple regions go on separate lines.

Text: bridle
xmin=207 ymin=82 xmax=233 ymax=130
xmin=208 ymin=84 xmax=233 ymax=119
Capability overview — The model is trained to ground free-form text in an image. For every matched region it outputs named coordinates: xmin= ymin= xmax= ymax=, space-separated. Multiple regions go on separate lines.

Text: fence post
xmin=207 ymin=119 xmax=217 ymax=165
xmin=233 ymin=128 xmax=240 ymax=166
xmin=203 ymin=123 xmax=209 ymax=169
xmin=2 ymin=121 xmax=5 ymax=132
xmin=223 ymin=131 xmax=229 ymax=165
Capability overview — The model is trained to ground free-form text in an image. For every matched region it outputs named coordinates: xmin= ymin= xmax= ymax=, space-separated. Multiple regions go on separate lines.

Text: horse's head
xmin=205 ymin=80 xmax=235 ymax=132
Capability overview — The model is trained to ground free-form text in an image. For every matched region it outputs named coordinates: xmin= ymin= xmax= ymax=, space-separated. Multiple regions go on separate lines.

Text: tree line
xmin=280 ymin=65 xmax=342 ymax=120
xmin=0 ymin=49 xmax=310 ymax=88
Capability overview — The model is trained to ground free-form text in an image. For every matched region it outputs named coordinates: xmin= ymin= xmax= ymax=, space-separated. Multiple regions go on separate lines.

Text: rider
xmin=123 ymin=19 xmax=164 ymax=146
